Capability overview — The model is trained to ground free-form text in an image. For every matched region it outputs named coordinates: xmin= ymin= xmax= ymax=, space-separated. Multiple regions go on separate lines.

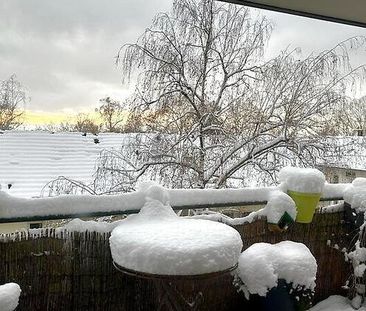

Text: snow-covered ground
xmin=310 ymin=295 xmax=366 ymax=311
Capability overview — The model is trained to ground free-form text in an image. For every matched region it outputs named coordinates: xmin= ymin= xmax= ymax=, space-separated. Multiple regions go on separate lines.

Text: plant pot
xmin=268 ymin=211 xmax=295 ymax=232
xmin=247 ymin=279 xmax=312 ymax=311
xmin=287 ymin=190 xmax=322 ymax=223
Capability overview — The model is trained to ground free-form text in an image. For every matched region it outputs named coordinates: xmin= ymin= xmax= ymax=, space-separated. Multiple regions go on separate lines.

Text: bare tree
xmin=97 ymin=97 xmax=126 ymax=132
xmin=341 ymin=97 xmax=366 ymax=135
xmin=91 ymin=0 xmax=366 ymax=192
xmin=73 ymin=113 xmax=100 ymax=134
xmin=0 ymin=75 xmax=26 ymax=130
xmin=316 ymin=96 xmax=366 ymax=136
xmin=46 ymin=0 xmax=366 ymax=195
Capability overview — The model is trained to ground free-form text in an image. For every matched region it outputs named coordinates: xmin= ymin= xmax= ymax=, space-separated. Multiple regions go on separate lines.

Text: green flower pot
xmin=287 ymin=190 xmax=322 ymax=223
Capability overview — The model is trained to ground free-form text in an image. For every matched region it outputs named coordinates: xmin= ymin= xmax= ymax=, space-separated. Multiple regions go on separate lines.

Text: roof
xmin=0 ymin=131 xmax=365 ymax=198
xmin=0 ymin=131 xmax=132 ymax=198
xmin=220 ymin=0 xmax=366 ymax=28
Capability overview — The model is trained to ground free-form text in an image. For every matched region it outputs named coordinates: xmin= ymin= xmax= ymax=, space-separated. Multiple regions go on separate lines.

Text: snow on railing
xmin=0 ymin=183 xmax=347 ymax=223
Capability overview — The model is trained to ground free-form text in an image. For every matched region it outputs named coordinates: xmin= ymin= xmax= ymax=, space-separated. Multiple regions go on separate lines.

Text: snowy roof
xmin=0 ymin=131 xmax=365 ymax=198
xmin=320 ymin=137 xmax=366 ymax=171
xmin=0 ymin=131 xmax=134 ymax=198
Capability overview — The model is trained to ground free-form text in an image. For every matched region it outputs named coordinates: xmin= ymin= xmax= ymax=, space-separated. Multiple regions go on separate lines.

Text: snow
xmin=310 ymin=295 xmax=366 ymax=311
xmin=0 ymin=283 xmax=21 ymax=311
xmin=344 ymin=178 xmax=366 ymax=211
xmin=0 ymin=180 xmax=350 ymax=221
xmin=60 ymin=218 xmax=124 ymax=233
xmin=0 ymin=190 xmax=145 ymax=219
xmin=320 ymin=203 xmax=345 ymax=214
xmin=322 ymin=183 xmax=349 ymax=199
xmin=188 ymin=190 xmax=296 ymax=225
xmin=109 ymin=186 xmax=243 ymax=275
xmin=279 ymin=167 xmax=325 ymax=193
xmin=265 ymin=191 xmax=297 ymax=224
xmin=0 ymin=131 xmax=135 ymax=198
xmin=237 ymin=241 xmax=317 ymax=297
xmin=0 ymin=185 xmax=276 ymax=220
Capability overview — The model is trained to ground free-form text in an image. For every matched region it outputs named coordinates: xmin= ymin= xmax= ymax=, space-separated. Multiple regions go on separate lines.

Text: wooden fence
xmin=0 ymin=211 xmax=355 ymax=310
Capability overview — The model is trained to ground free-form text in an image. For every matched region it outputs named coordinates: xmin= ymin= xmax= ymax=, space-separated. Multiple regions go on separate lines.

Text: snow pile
xmin=110 ymin=185 xmax=243 ymax=275
xmin=279 ymin=167 xmax=325 ymax=193
xmin=310 ymin=295 xmax=366 ymax=311
xmin=237 ymin=241 xmax=317 ymax=297
xmin=0 ymin=283 xmax=21 ymax=311
xmin=344 ymin=178 xmax=366 ymax=212
xmin=60 ymin=218 xmax=124 ymax=233
xmin=264 ymin=191 xmax=297 ymax=224
xmin=189 ymin=190 xmax=296 ymax=226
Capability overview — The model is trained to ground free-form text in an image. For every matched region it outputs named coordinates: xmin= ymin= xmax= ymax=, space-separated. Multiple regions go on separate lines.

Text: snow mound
xmin=279 ymin=167 xmax=325 ymax=193
xmin=237 ymin=241 xmax=317 ymax=297
xmin=60 ymin=218 xmax=124 ymax=233
xmin=110 ymin=188 xmax=243 ymax=275
xmin=344 ymin=178 xmax=366 ymax=211
xmin=309 ymin=295 xmax=366 ymax=311
xmin=265 ymin=191 xmax=297 ymax=224
xmin=0 ymin=283 xmax=21 ymax=311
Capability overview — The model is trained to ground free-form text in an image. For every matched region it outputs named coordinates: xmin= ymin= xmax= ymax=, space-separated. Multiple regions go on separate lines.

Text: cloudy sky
xmin=0 ymin=0 xmax=365 ymax=116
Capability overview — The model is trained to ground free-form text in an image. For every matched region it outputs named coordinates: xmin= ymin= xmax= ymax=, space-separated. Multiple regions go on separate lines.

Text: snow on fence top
xmin=0 ymin=182 xmax=346 ymax=222
xmin=344 ymin=178 xmax=366 ymax=211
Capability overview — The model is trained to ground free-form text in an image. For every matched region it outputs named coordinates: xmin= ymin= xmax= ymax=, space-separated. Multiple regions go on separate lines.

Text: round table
xmin=113 ymin=261 xmax=238 ymax=311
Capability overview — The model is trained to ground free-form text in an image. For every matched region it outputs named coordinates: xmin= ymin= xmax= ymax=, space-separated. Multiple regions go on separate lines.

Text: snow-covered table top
xmin=110 ymin=187 xmax=243 ymax=276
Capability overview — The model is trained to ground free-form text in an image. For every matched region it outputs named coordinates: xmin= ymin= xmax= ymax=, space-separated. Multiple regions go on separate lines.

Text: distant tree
xmin=317 ymin=96 xmax=366 ymax=136
xmin=97 ymin=97 xmax=125 ymax=132
xmin=0 ymin=75 xmax=26 ymax=130
xmin=73 ymin=113 xmax=100 ymax=134
xmin=342 ymin=97 xmax=366 ymax=135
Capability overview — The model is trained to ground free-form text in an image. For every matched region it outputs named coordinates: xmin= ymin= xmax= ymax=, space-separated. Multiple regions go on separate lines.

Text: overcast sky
xmin=0 ymin=0 xmax=365 ymax=113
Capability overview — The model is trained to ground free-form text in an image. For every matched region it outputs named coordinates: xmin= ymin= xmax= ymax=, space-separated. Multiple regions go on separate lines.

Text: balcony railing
xmin=0 ymin=183 xmax=346 ymax=223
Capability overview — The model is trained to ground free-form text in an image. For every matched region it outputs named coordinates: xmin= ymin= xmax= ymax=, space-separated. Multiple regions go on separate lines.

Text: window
xmin=29 ymin=223 xmax=42 ymax=229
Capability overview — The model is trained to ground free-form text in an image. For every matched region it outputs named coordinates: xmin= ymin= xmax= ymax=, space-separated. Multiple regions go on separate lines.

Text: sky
xmin=0 ymin=0 xmax=365 ymax=122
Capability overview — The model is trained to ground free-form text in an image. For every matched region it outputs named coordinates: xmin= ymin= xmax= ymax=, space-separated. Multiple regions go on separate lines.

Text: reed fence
xmin=0 ymin=210 xmax=355 ymax=310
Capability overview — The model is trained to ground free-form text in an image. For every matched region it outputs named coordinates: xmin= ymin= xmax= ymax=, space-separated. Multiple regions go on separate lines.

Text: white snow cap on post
xmin=279 ymin=167 xmax=325 ymax=193
xmin=237 ymin=241 xmax=317 ymax=297
xmin=344 ymin=178 xmax=366 ymax=212
xmin=0 ymin=283 xmax=21 ymax=311
xmin=110 ymin=183 xmax=243 ymax=275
